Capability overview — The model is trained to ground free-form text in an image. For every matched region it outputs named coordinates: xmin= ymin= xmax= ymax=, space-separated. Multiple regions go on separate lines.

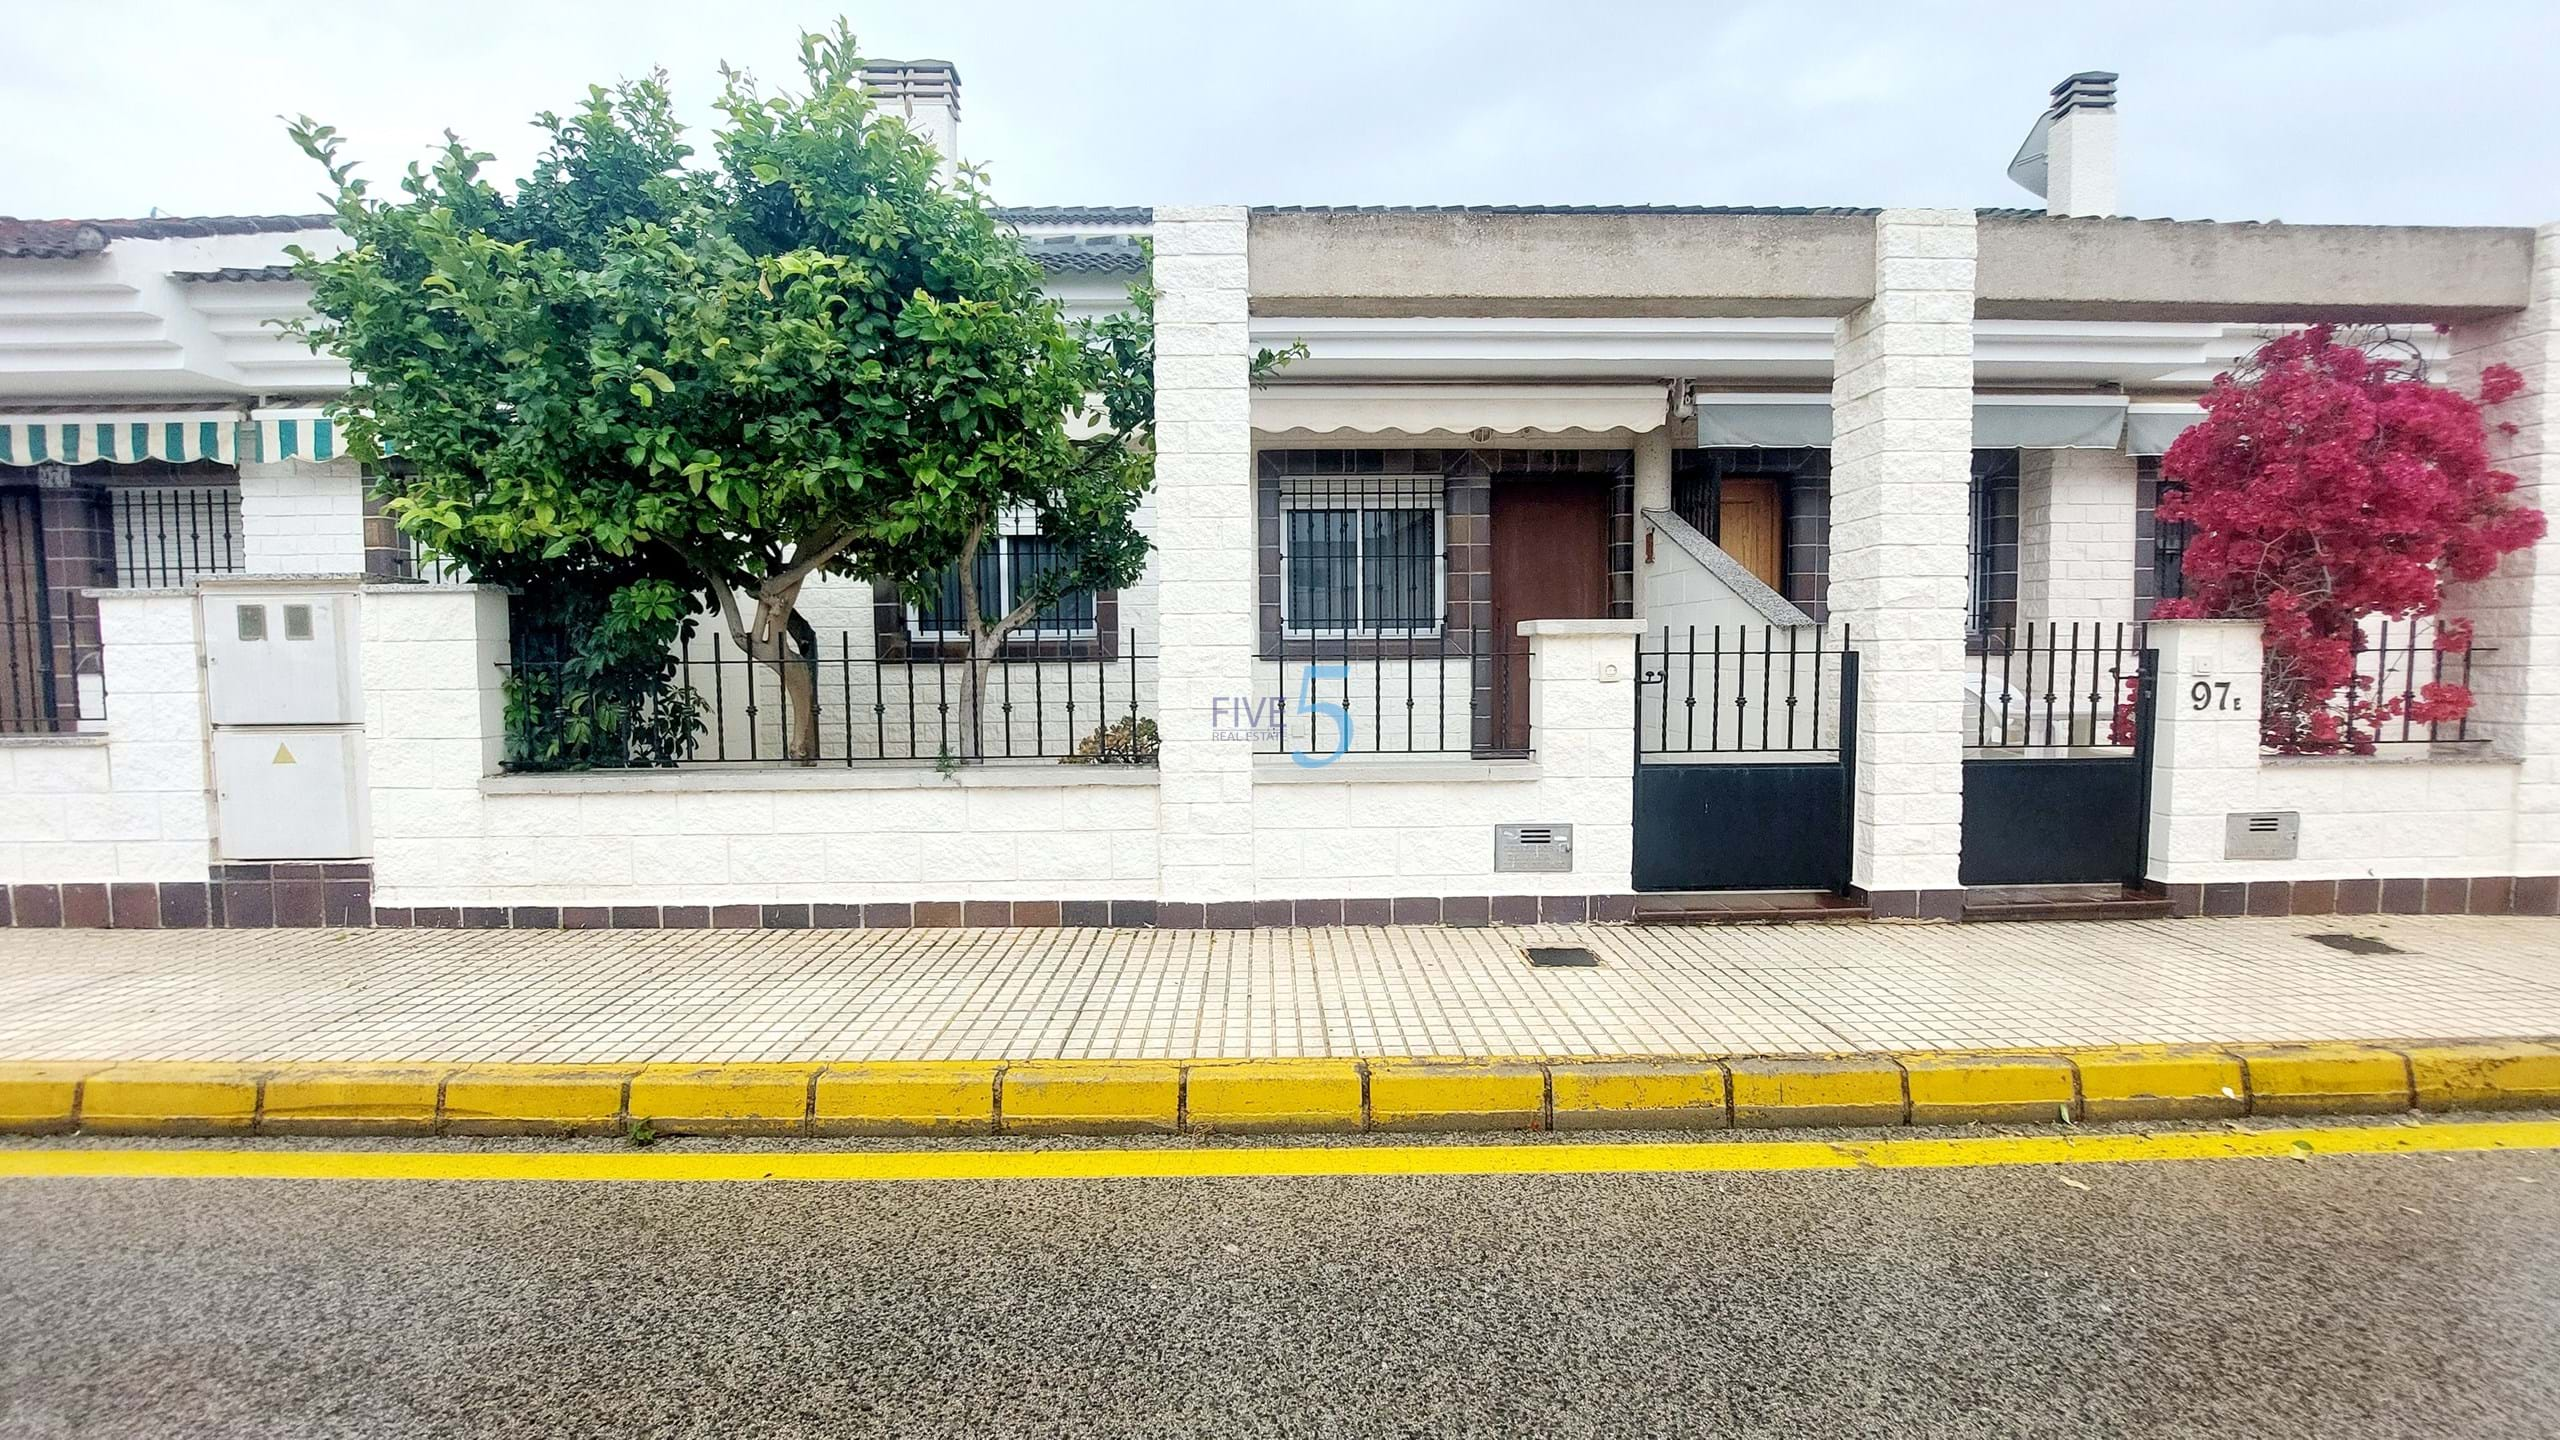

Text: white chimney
xmin=860 ymin=59 xmax=962 ymax=183
xmin=2006 ymin=71 xmax=2119 ymax=218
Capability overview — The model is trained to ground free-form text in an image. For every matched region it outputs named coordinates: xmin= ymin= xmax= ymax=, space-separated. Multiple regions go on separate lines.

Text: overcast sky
xmin=8 ymin=2 xmax=2554 ymax=227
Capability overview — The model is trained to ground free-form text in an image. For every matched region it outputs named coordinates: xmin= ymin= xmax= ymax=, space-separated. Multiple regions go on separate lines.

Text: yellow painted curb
xmin=8 ymin=1118 xmax=2560 ymax=1184
xmin=627 ymin=1064 xmax=820 ymax=1137
xmin=1548 ymin=1059 xmax=1729 ymax=1131
xmin=261 ymin=1065 xmax=451 ymax=1136
xmin=442 ymin=1065 xmax=632 ymax=1137
xmin=1729 ymin=1056 xmax=1905 ymax=1129
xmin=0 ymin=1039 xmax=2552 ymax=1141
xmin=79 ymin=1063 xmax=265 ymax=1136
xmin=1367 ymin=1059 xmax=1545 ymax=1132
xmin=1183 ymin=1060 xmax=1365 ymax=1134
xmin=0 ymin=1063 xmax=98 ymax=1135
xmin=2069 ymin=1047 xmax=2246 ymax=1122
xmin=813 ymin=1062 xmax=999 ymax=1136
xmin=2407 ymin=1041 xmax=2560 ymax=1113
xmin=1002 ymin=1062 xmax=1182 ymax=1135
xmin=2240 ymin=1044 xmax=2413 ymax=1116
xmin=1904 ymin=1053 xmax=2076 ymax=1126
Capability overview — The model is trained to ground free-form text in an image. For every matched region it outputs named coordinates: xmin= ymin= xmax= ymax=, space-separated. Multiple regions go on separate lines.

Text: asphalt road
xmin=2 ymin=1130 xmax=2557 ymax=1439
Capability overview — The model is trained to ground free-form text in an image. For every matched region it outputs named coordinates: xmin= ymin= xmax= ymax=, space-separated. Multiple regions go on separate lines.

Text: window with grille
xmin=912 ymin=526 xmax=1097 ymax=637
xmin=108 ymin=484 xmax=244 ymax=586
xmin=1278 ymin=477 xmax=1443 ymax=636
xmin=1966 ymin=449 xmax=2020 ymax=638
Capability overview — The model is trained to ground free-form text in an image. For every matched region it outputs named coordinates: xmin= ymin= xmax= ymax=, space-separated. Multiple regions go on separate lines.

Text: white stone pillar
xmin=2141 ymin=620 xmax=2266 ymax=900
xmin=360 ymin=584 xmax=508 ymax=910
xmin=1151 ymin=206 xmax=1256 ymax=914
xmin=1524 ymin=618 xmax=1646 ymax=898
xmin=238 ymin=456 xmax=367 ymax=574
xmin=1827 ymin=209 xmax=1974 ymax=917
xmin=2015 ymin=447 xmax=2138 ymax=625
xmin=2447 ymin=223 xmax=2560 ymax=896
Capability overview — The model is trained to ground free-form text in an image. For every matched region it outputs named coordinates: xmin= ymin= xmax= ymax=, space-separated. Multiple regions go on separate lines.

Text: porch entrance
xmin=1632 ymin=624 xmax=1857 ymax=892
xmin=1958 ymin=623 xmax=2156 ymax=886
xmin=1715 ymin=477 xmax=1784 ymax=591
xmin=1489 ymin=478 xmax=1610 ymax=754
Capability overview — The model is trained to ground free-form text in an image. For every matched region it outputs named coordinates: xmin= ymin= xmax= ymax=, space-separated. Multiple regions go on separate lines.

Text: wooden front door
xmin=1489 ymin=479 xmax=1610 ymax=753
xmin=1717 ymin=477 xmax=1784 ymax=592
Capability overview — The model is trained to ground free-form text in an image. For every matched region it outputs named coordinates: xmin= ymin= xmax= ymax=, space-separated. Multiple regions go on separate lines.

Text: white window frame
xmin=1277 ymin=477 xmax=1447 ymax=640
xmin=906 ymin=512 xmax=1100 ymax=642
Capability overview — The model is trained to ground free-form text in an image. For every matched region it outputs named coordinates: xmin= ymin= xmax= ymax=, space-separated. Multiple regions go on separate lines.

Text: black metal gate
xmin=1632 ymin=624 xmax=1857 ymax=892
xmin=1958 ymin=623 xmax=2155 ymax=886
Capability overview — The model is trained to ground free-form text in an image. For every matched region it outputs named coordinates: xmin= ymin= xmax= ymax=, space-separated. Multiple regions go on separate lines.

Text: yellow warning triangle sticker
xmin=272 ymin=743 xmax=297 ymax=765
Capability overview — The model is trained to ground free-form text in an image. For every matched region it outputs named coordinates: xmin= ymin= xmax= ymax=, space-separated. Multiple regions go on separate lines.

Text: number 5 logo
xmin=1293 ymin=663 xmax=1352 ymax=768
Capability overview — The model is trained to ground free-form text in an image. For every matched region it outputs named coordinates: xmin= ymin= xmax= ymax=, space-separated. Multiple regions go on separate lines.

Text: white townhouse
xmin=1 ymin=67 xmax=2554 ymax=932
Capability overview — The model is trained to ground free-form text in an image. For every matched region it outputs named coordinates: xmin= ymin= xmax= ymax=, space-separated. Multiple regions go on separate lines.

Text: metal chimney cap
xmin=2046 ymin=71 xmax=2119 ymax=116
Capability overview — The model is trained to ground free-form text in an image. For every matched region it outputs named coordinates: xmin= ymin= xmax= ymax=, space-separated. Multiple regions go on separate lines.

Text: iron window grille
xmin=1277 ymin=476 xmax=1445 ymax=638
xmin=108 ymin=483 xmax=244 ymax=587
xmin=910 ymin=526 xmax=1098 ymax=640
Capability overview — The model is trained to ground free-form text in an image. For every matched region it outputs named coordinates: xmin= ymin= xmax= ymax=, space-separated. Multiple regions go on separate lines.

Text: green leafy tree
xmin=286 ymin=24 xmax=1155 ymax=760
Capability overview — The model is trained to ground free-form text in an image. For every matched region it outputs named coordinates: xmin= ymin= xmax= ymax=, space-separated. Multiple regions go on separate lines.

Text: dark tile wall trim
xmin=10 ymin=876 xmax=2549 ymax=929
xmin=2161 ymin=876 xmax=2549 ymax=920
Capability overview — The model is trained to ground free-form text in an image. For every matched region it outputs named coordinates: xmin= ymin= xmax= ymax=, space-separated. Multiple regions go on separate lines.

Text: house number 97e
xmin=2191 ymin=680 xmax=2245 ymax=713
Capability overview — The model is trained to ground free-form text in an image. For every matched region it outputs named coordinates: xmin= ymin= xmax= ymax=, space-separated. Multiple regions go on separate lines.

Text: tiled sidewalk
xmin=2 ymin=915 xmax=2558 ymax=1065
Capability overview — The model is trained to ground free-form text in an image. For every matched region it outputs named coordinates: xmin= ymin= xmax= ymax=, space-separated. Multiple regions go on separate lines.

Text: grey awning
xmin=2125 ymin=403 xmax=2205 ymax=457
xmin=1694 ymin=396 xmax=1833 ymax=448
xmin=1972 ymin=397 xmax=2127 ymax=449
xmin=1696 ymin=395 xmax=2133 ymax=451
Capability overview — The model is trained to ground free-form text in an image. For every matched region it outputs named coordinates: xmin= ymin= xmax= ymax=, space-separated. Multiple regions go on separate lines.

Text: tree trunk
xmin=745 ymin=585 xmax=819 ymax=764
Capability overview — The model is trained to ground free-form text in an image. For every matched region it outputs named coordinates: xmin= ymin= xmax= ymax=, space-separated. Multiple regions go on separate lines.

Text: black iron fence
xmin=1971 ymin=621 xmax=2146 ymax=750
xmin=2315 ymin=618 xmax=2489 ymax=748
xmin=1638 ymin=623 xmax=1849 ymax=756
xmin=1254 ymin=631 xmax=1525 ymax=758
xmin=503 ymin=629 xmax=1156 ymax=770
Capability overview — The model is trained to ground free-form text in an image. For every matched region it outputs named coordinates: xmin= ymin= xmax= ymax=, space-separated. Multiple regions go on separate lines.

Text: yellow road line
xmin=1 ymin=1119 xmax=2555 ymax=1184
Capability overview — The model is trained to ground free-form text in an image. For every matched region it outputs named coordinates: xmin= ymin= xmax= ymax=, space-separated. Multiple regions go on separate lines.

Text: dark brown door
xmin=1489 ymin=479 xmax=1610 ymax=752
xmin=1716 ymin=477 xmax=1784 ymax=591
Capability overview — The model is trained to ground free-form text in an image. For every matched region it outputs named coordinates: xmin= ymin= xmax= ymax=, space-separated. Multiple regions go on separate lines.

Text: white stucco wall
xmin=1249 ymin=623 xmax=1641 ymax=900
xmin=2145 ymin=619 xmax=2523 ymax=884
xmin=0 ymin=591 xmax=211 ymax=885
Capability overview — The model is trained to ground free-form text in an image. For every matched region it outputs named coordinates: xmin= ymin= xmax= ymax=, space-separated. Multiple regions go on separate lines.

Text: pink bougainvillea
xmin=2153 ymin=325 xmax=2543 ymax=753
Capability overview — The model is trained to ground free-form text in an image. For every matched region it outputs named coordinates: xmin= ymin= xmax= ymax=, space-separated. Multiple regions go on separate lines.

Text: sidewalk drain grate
xmin=2305 ymin=932 xmax=2404 ymax=956
xmin=1524 ymin=946 xmax=1601 ymax=968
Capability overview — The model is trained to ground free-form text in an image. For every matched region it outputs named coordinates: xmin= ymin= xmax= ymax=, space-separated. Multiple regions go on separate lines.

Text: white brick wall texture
xmin=238 ymin=458 xmax=367 ymax=574
xmin=1150 ymin=206 xmax=1258 ymax=902
xmin=2015 ymin=447 xmax=2136 ymax=624
xmin=2447 ymin=222 xmax=2560 ymax=876
xmin=1828 ymin=209 xmax=1974 ymax=893
xmin=1250 ymin=624 xmax=1641 ymax=898
xmin=0 ymin=592 xmax=212 ymax=883
xmin=2145 ymin=619 xmax=2521 ymax=883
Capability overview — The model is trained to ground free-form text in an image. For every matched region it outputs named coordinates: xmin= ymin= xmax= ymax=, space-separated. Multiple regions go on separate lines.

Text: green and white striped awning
xmin=252 ymin=407 xmax=374 ymax=463
xmin=0 ymin=410 xmax=241 ymax=466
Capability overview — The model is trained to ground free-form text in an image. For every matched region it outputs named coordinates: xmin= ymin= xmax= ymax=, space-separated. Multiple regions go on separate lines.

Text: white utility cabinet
xmin=204 ymin=591 xmax=359 ymax=725
xmin=211 ymin=727 xmax=370 ymax=859
xmin=200 ymin=585 xmax=371 ymax=861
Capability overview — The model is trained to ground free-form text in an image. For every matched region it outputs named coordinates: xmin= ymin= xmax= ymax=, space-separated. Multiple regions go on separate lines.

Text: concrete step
xmin=1631 ymin=890 xmax=1869 ymax=925
xmin=1962 ymin=886 xmax=2172 ymax=923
